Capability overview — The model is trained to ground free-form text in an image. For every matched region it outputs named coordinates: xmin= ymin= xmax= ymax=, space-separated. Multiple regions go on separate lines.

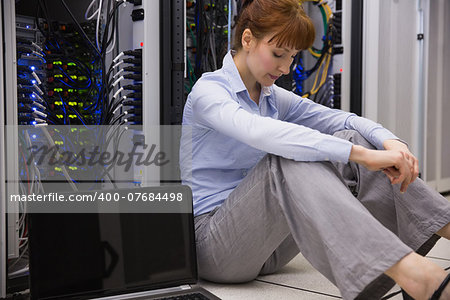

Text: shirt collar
xmin=222 ymin=50 xmax=273 ymax=97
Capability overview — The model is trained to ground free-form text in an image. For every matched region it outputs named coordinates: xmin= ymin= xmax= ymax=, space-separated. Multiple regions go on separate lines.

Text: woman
xmin=180 ymin=0 xmax=450 ymax=299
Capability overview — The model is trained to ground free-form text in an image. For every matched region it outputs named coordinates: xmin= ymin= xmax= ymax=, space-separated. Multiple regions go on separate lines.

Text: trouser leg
xmin=271 ymin=156 xmax=416 ymax=300
xmin=259 ymin=234 xmax=299 ymax=276
xmin=194 ymin=154 xmax=293 ymax=283
xmin=195 ymin=155 xmax=409 ymax=300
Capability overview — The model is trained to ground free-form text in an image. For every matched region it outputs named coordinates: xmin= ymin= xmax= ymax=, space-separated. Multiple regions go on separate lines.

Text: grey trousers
xmin=194 ymin=130 xmax=450 ymax=300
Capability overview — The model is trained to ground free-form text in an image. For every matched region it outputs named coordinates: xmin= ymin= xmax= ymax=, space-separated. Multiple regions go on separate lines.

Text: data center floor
xmin=198 ymin=195 xmax=450 ymax=300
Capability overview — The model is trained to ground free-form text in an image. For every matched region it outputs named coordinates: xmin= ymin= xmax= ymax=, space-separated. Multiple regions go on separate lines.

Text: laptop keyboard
xmin=156 ymin=292 xmax=211 ymax=300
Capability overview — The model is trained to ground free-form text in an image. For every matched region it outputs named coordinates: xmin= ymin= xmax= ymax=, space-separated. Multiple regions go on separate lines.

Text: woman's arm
xmin=190 ymin=81 xmax=354 ymax=163
xmin=283 ymin=90 xmax=419 ymax=192
xmin=349 ymin=141 xmax=419 ymax=192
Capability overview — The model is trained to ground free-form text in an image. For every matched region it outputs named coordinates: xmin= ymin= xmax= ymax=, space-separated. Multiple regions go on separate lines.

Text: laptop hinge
xmin=180 ymin=285 xmax=191 ymax=290
xmin=92 ymin=285 xmax=192 ymax=300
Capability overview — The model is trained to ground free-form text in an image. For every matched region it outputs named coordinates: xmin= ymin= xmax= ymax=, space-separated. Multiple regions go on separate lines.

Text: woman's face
xmin=246 ymin=33 xmax=299 ymax=87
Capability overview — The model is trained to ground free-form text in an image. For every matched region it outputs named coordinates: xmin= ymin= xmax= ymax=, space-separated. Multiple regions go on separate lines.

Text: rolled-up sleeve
xmin=278 ymin=87 xmax=399 ymax=151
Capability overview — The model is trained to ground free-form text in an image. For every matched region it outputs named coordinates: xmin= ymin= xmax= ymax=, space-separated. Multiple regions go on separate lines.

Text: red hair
xmin=233 ymin=0 xmax=315 ymax=51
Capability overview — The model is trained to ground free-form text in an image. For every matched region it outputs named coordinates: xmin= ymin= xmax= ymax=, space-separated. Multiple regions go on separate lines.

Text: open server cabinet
xmin=0 ymin=0 xmax=185 ymax=297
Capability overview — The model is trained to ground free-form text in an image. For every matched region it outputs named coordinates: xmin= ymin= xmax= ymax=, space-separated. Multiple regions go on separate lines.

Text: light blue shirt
xmin=181 ymin=51 xmax=398 ymax=216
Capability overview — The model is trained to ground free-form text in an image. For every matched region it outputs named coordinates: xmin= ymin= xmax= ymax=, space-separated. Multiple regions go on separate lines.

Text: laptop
xmin=28 ymin=186 xmax=221 ymax=300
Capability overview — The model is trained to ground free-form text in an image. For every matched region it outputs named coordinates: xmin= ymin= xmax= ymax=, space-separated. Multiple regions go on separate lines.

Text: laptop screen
xmin=29 ymin=211 xmax=197 ymax=299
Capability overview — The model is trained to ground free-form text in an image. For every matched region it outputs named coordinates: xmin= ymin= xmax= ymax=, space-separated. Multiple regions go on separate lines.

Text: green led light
xmin=54 ymin=74 xmax=63 ymax=78
xmin=69 ymin=114 xmax=76 ymax=118
xmin=67 ymin=62 xmax=77 ymax=66
xmin=56 ymin=114 xmax=63 ymax=119
xmin=54 ymin=101 xmax=63 ymax=105
xmin=54 ymin=88 xmax=63 ymax=92
xmin=54 ymin=167 xmax=62 ymax=171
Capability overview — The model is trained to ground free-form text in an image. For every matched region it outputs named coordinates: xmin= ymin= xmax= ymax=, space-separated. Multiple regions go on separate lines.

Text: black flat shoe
xmin=430 ymin=273 xmax=450 ymax=300
xmin=402 ymin=289 xmax=414 ymax=299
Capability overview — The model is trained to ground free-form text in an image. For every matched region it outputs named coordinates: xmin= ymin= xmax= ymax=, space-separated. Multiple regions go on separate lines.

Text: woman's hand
xmin=349 ymin=140 xmax=419 ymax=193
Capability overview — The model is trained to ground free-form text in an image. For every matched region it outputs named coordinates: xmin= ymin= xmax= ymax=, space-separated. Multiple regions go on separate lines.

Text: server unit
xmin=0 ymin=0 xmax=185 ymax=297
xmin=361 ymin=0 xmax=450 ymax=192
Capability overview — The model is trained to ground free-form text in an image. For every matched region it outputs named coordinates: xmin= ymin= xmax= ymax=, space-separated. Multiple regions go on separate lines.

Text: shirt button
xmin=242 ymin=170 xmax=247 ymax=176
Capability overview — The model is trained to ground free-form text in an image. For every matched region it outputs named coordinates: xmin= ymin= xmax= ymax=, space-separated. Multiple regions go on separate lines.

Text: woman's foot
xmin=430 ymin=273 xmax=450 ymax=300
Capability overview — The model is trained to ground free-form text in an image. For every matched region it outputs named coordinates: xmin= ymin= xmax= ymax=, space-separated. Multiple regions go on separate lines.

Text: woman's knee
xmin=196 ymin=240 xmax=261 ymax=283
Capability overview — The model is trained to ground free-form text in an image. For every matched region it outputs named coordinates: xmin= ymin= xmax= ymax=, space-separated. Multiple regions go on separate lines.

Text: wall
xmin=362 ymin=0 xmax=450 ymax=192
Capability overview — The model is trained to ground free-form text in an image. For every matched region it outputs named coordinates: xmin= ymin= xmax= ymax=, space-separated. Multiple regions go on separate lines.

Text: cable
xmin=99 ymin=0 xmax=125 ymax=124
xmin=107 ymin=94 xmax=142 ymax=121
xmin=104 ymin=0 xmax=119 ymax=54
xmin=69 ymin=107 xmax=88 ymax=127
xmin=112 ymin=68 xmax=124 ymax=79
xmin=110 ymin=111 xmax=127 ymax=125
xmin=300 ymin=13 xmax=335 ymax=97
xmin=113 ymin=51 xmax=124 ymax=63
xmin=85 ymin=0 xmax=100 ymax=20
xmin=292 ymin=0 xmax=334 ymax=97
xmin=105 ymin=30 xmax=116 ymax=54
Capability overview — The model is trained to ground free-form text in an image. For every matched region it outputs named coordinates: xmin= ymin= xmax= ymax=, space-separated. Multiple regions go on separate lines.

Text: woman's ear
xmin=241 ymin=28 xmax=254 ymax=51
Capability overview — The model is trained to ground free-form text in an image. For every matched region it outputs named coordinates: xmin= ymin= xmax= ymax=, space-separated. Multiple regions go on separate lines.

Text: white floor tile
xmin=197 ymin=193 xmax=450 ymax=299
xmin=257 ymin=253 xmax=341 ymax=297
xmin=427 ymin=238 xmax=450 ymax=260
xmin=384 ymin=257 xmax=450 ymax=300
xmin=198 ymin=255 xmax=450 ymax=300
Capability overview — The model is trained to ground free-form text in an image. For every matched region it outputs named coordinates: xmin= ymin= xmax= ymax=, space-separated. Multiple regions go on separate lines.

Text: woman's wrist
xmin=383 ymin=139 xmax=408 ymax=151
